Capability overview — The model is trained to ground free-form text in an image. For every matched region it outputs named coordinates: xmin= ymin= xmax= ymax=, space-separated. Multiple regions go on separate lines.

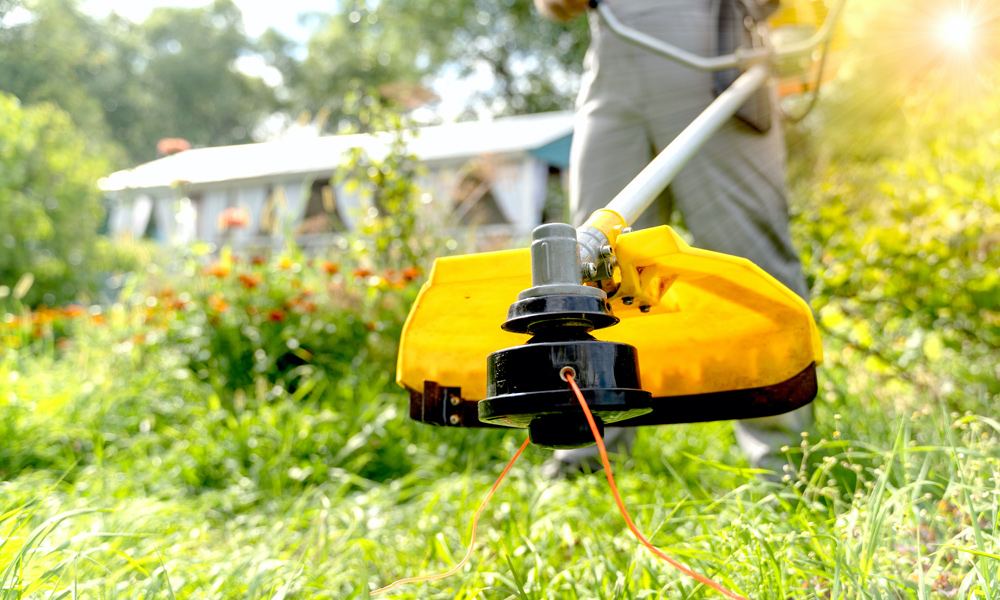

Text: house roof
xmin=100 ymin=111 xmax=575 ymax=193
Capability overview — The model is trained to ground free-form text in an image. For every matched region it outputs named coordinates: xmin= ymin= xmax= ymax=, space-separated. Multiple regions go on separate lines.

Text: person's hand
xmin=534 ymin=0 xmax=590 ymax=23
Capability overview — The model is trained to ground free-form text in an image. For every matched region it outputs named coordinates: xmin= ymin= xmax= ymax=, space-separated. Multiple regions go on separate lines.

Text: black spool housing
xmin=480 ymin=293 xmax=652 ymax=449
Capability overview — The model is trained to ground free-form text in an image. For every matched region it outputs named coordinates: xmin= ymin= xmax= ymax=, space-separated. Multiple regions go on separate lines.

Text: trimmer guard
xmin=397 ymin=226 xmax=823 ymax=428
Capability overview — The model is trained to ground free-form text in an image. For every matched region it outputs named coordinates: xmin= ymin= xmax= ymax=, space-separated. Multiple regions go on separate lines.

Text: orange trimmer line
xmin=564 ymin=370 xmax=751 ymax=600
xmin=369 ymin=437 xmax=530 ymax=596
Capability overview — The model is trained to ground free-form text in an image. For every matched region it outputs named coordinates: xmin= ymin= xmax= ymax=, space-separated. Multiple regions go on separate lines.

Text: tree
xmin=0 ymin=93 xmax=111 ymax=306
xmin=138 ymin=0 xmax=277 ymax=157
xmin=0 ymin=0 xmax=124 ymax=162
xmin=0 ymin=0 xmax=277 ymax=166
xmin=263 ymin=0 xmax=589 ymax=129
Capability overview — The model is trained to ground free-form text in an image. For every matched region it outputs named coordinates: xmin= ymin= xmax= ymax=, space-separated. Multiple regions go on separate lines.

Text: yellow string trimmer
xmin=398 ymin=0 xmax=844 ymax=449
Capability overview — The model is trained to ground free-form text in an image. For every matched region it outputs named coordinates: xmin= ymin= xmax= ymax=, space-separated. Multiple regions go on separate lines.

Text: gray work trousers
xmin=555 ymin=0 xmax=812 ymax=471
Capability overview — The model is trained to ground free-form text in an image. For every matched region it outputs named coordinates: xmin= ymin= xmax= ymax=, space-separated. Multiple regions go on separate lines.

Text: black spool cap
xmin=480 ymin=335 xmax=652 ymax=449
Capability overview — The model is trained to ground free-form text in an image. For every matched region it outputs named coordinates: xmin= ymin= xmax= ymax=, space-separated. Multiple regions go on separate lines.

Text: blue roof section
xmin=529 ymin=133 xmax=573 ymax=169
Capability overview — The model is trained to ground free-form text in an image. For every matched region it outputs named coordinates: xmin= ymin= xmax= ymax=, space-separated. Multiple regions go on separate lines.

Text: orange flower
xmin=32 ymin=307 xmax=56 ymax=325
xmin=364 ymin=322 xmax=376 ymax=331
xmin=321 ymin=261 xmax=340 ymax=275
xmin=218 ymin=207 xmax=250 ymax=230
xmin=203 ymin=262 xmax=230 ymax=278
xmin=294 ymin=300 xmax=317 ymax=314
xmin=267 ymin=308 xmax=286 ymax=322
xmin=238 ymin=273 xmax=263 ymax=289
xmin=207 ymin=293 xmax=229 ymax=312
xmin=251 ymin=255 xmax=267 ymax=266
xmin=89 ymin=313 xmax=106 ymax=325
xmin=61 ymin=304 xmax=87 ymax=318
xmin=352 ymin=267 xmax=373 ymax=279
xmin=157 ymin=137 xmax=191 ymax=155
xmin=401 ymin=266 xmax=421 ymax=282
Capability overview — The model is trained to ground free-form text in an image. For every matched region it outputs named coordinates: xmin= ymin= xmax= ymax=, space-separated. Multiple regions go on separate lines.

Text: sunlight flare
xmin=939 ymin=13 xmax=975 ymax=49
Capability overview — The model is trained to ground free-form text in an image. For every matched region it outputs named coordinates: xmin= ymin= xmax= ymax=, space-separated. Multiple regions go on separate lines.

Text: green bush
xmin=0 ymin=93 xmax=111 ymax=307
xmin=148 ymin=249 xmax=417 ymax=396
xmin=790 ymin=90 xmax=1000 ymax=416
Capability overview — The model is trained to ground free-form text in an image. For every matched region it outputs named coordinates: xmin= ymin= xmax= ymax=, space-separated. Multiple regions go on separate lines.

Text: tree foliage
xmin=264 ymin=0 xmax=589 ymax=129
xmin=789 ymin=10 xmax=1000 ymax=408
xmin=0 ymin=93 xmax=111 ymax=306
xmin=0 ymin=0 xmax=277 ymax=166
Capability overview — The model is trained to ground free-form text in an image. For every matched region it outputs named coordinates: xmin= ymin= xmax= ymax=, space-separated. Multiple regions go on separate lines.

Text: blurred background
xmin=1 ymin=0 xmax=999 ymax=598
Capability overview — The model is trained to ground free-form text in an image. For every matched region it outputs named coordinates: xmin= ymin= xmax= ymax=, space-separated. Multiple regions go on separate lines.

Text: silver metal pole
xmin=604 ymin=63 xmax=770 ymax=226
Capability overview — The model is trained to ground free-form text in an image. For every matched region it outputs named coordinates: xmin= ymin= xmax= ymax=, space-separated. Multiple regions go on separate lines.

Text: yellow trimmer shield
xmin=397 ymin=226 xmax=822 ymax=427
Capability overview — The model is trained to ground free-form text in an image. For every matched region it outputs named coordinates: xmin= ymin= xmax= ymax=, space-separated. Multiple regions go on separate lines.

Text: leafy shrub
xmin=790 ymin=83 xmax=1000 ymax=415
xmin=0 ymin=248 xmax=502 ymax=493
xmin=144 ymin=248 xmax=419 ymax=397
xmin=0 ymin=93 xmax=111 ymax=306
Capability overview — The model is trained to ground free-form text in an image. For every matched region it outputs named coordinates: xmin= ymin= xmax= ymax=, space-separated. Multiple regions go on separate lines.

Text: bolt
xmin=639 ymin=305 xmax=651 ymax=313
xmin=448 ymin=414 xmax=460 ymax=425
xmin=622 ymin=297 xmax=634 ymax=305
xmin=621 ymin=227 xmax=633 ymax=235
xmin=582 ymin=262 xmax=598 ymax=279
xmin=599 ymin=244 xmax=613 ymax=258
xmin=449 ymin=395 xmax=461 ymax=406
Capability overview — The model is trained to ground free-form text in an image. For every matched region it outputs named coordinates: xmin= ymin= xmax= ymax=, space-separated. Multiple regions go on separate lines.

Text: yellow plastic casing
xmin=396 ymin=225 xmax=822 ymax=401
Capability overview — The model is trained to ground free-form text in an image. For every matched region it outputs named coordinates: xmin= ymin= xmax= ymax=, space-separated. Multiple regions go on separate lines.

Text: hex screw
xmin=449 ymin=395 xmax=461 ymax=406
xmin=622 ymin=297 xmax=634 ymax=305
xmin=621 ymin=227 xmax=633 ymax=235
xmin=600 ymin=244 xmax=613 ymax=258
xmin=448 ymin=414 xmax=460 ymax=425
xmin=639 ymin=305 xmax=651 ymax=313
xmin=582 ymin=262 xmax=598 ymax=279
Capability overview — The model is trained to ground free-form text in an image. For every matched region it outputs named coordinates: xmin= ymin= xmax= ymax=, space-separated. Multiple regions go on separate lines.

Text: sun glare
xmin=939 ymin=14 xmax=975 ymax=49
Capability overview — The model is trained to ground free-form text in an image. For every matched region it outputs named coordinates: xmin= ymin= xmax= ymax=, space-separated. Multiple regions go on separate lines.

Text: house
xmin=99 ymin=112 xmax=574 ymax=251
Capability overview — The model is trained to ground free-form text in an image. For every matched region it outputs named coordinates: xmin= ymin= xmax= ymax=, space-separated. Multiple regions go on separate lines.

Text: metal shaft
xmin=604 ymin=62 xmax=769 ymax=226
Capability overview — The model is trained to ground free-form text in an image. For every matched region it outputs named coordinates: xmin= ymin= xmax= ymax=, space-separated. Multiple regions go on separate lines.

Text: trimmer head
xmin=396 ymin=221 xmax=822 ymax=448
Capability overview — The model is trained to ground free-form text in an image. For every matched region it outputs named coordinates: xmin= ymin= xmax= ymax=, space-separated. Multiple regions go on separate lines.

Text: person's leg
xmin=652 ymin=97 xmax=814 ymax=473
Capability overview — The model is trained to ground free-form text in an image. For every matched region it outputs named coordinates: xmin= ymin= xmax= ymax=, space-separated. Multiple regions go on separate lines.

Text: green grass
xmin=1 ymin=329 xmax=998 ymax=599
